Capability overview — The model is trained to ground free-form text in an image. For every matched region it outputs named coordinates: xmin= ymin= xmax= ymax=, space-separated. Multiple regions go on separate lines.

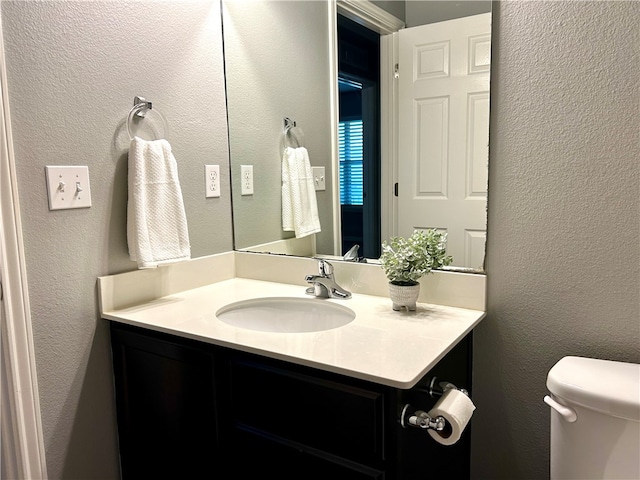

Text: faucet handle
xmin=343 ymin=244 xmax=360 ymax=261
xmin=318 ymin=259 xmax=334 ymax=278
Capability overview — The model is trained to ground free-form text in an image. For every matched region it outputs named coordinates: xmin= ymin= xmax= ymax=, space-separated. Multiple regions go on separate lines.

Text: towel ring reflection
xmin=284 ymin=117 xmax=296 ymax=132
xmin=283 ymin=116 xmax=304 ymax=150
xmin=127 ymin=96 xmax=169 ymax=141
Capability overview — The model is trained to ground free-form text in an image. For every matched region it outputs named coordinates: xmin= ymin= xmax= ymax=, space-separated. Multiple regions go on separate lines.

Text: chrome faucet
xmin=305 ymin=259 xmax=351 ymax=299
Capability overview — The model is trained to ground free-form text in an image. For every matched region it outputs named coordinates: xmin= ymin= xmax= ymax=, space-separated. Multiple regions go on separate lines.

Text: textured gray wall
xmin=372 ymin=0 xmax=405 ymax=22
xmin=224 ymin=0 xmax=336 ymax=254
xmin=473 ymin=1 xmax=640 ymax=478
xmin=373 ymin=0 xmax=490 ymax=27
xmin=405 ymin=0 xmax=490 ymax=27
xmin=2 ymin=1 xmax=231 ymax=478
xmin=4 ymin=1 xmax=640 ymax=479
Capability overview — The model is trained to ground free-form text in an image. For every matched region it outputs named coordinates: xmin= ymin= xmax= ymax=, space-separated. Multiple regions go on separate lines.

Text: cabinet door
xmin=224 ymin=355 xmax=386 ymax=472
xmin=230 ymin=427 xmax=385 ymax=480
xmin=110 ymin=324 xmax=219 ymax=479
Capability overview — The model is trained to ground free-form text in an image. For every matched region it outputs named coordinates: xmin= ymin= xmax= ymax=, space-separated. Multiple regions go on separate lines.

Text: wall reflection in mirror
xmin=222 ymin=0 xmax=491 ymax=272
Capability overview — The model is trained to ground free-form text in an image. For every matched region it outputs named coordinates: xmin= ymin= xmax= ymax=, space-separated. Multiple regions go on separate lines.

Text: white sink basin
xmin=216 ymin=297 xmax=355 ymax=333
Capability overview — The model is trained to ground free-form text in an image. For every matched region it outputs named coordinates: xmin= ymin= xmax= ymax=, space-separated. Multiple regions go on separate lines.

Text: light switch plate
xmin=45 ymin=166 xmax=92 ymax=210
xmin=312 ymin=166 xmax=326 ymax=191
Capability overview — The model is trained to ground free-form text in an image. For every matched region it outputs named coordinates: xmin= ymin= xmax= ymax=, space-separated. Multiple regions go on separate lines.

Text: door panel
xmin=398 ymin=13 xmax=491 ymax=269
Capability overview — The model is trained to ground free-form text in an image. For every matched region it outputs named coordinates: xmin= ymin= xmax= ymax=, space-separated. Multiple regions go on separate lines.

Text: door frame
xmin=0 ymin=8 xmax=48 ymax=478
xmin=334 ymin=0 xmax=404 ymax=249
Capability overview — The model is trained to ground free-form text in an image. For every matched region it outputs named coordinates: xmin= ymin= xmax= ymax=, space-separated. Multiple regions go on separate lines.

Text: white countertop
xmin=102 ymin=277 xmax=485 ymax=389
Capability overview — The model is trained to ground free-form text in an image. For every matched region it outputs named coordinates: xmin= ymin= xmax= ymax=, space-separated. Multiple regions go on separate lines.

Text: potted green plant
xmin=379 ymin=229 xmax=453 ymax=311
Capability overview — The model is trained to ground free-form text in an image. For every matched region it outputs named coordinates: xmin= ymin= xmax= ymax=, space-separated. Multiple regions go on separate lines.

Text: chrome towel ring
xmin=127 ymin=96 xmax=169 ymax=141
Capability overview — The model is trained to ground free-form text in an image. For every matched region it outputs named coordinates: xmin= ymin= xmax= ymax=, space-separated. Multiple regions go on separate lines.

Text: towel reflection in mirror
xmin=281 ymin=146 xmax=321 ymax=238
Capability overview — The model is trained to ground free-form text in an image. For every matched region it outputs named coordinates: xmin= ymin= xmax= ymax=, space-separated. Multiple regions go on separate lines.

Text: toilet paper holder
xmin=400 ymin=377 xmax=470 ymax=432
xmin=400 ymin=403 xmax=447 ymax=431
xmin=425 ymin=377 xmax=469 ymax=398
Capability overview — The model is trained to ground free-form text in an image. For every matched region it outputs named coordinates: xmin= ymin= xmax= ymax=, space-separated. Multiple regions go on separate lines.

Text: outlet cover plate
xmin=45 ymin=165 xmax=92 ymax=210
xmin=205 ymin=164 xmax=220 ymax=198
xmin=241 ymin=164 xmax=254 ymax=195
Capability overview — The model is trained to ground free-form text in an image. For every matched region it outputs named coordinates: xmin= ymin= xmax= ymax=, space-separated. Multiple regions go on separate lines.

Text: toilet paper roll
xmin=427 ymin=388 xmax=476 ymax=446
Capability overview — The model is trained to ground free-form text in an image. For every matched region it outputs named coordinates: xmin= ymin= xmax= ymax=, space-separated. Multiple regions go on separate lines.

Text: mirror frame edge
xmin=328 ymin=0 xmax=342 ymax=256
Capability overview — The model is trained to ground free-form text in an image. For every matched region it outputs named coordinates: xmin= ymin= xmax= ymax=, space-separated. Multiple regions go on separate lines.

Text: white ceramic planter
xmin=388 ymin=282 xmax=420 ymax=311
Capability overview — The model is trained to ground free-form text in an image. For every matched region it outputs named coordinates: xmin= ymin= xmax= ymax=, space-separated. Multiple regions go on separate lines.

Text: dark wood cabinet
xmin=110 ymin=325 xmax=219 ymax=479
xmin=221 ymin=356 xmax=387 ymax=479
xmin=110 ymin=322 xmax=472 ymax=479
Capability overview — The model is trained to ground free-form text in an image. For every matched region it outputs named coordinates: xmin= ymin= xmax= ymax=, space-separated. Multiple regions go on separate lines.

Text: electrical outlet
xmin=205 ymin=165 xmax=220 ymax=198
xmin=45 ymin=166 xmax=92 ymax=210
xmin=312 ymin=166 xmax=326 ymax=191
xmin=241 ymin=165 xmax=253 ymax=195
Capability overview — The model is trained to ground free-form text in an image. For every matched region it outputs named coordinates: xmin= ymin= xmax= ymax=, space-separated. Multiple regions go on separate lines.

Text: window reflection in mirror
xmin=338 ymin=14 xmax=381 ymax=259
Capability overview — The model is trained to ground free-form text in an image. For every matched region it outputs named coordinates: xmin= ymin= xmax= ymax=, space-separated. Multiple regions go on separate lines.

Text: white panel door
xmin=398 ymin=13 xmax=490 ymax=269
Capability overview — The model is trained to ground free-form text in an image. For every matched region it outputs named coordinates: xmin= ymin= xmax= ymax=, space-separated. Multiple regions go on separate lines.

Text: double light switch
xmin=45 ymin=166 xmax=92 ymax=210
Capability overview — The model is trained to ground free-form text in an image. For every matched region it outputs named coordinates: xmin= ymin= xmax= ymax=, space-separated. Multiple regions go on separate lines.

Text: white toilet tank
xmin=545 ymin=356 xmax=640 ymax=480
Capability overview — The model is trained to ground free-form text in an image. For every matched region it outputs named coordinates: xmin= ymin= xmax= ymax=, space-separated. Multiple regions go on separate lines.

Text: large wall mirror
xmin=222 ymin=0 xmax=491 ymax=272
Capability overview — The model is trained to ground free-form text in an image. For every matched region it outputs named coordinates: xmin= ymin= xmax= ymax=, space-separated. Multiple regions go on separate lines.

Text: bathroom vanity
xmin=99 ymin=252 xmax=486 ymax=479
xmin=110 ymin=322 xmax=471 ymax=479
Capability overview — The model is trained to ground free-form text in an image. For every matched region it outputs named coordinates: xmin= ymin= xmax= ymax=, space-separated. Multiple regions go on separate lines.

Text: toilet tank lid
xmin=547 ymin=356 xmax=640 ymax=422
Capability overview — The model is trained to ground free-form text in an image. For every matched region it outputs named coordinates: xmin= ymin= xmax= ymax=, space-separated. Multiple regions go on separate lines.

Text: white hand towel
xmin=282 ymin=146 xmax=321 ymax=238
xmin=127 ymin=137 xmax=191 ymax=268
